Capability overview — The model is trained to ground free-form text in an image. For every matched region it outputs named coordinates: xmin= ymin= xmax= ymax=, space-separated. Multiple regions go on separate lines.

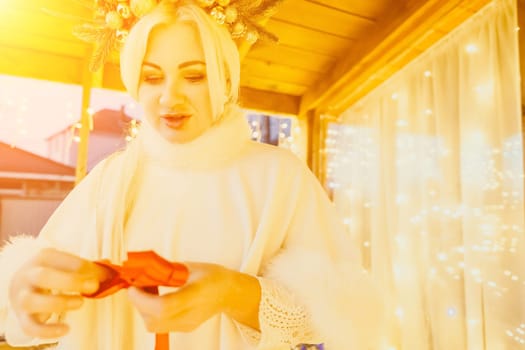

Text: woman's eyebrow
xmin=178 ymin=60 xmax=206 ymax=69
xmin=142 ymin=61 xmax=161 ymax=70
xmin=142 ymin=60 xmax=206 ymax=69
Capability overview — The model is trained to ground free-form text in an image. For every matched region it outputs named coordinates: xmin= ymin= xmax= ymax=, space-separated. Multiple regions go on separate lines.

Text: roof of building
xmin=47 ymin=107 xmax=139 ymax=139
xmin=0 ymin=141 xmax=75 ymax=176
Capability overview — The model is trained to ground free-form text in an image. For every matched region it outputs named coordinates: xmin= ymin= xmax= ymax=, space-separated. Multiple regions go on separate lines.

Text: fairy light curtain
xmin=324 ymin=0 xmax=525 ymax=348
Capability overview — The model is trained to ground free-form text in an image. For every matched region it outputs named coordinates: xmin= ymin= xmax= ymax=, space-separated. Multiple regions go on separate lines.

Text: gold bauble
xmin=232 ymin=21 xmax=246 ymax=36
xmin=130 ymin=0 xmax=157 ymax=17
xmin=245 ymin=30 xmax=258 ymax=44
xmin=217 ymin=0 xmax=230 ymax=6
xmin=105 ymin=11 xmax=123 ymax=29
xmin=224 ymin=6 xmax=237 ymax=23
xmin=116 ymin=29 xmax=129 ymax=43
xmin=210 ymin=6 xmax=226 ymax=25
xmin=117 ymin=4 xmax=132 ymax=19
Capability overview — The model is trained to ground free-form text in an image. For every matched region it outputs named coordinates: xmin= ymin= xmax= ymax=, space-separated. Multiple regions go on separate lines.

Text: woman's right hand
xmin=8 ymin=248 xmax=112 ymax=339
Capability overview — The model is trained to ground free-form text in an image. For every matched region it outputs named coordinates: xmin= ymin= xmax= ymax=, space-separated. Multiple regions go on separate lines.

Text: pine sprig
xmin=97 ymin=0 xmax=119 ymax=12
xmin=245 ymin=20 xmax=278 ymax=42
xmin=73 ymin=23 xmax=108 ymax=43
xmin=261 ymin=0 xmax=283 ymax=18
xmin=90 ymin=29 xmax=117 ymax=71
xmin=245 ymin=0 xmax=282 ymax=18
xmin=233 ymin=0 xmax=261 ymax=11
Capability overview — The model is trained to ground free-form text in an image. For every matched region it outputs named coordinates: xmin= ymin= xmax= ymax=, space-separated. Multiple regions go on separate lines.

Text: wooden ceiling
xmin=245 ymin=0 xmax=492 ymax=117
xmin=0 ymin=0 xmax=492 ymax=117
xmin=241 ymin=0 xmax=391 ymax=96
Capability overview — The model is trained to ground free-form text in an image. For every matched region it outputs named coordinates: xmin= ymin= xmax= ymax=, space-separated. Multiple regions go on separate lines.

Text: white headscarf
xmin=119 ymin=1 xmax=240 ymax=122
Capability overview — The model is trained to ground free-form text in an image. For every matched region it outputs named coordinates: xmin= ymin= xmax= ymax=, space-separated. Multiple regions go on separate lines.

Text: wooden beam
xmin=0 ymin=6 xmax=83 ymax=42
xmin=0 ymin=44 xmax=125 ymax=91
xmin=300 ymin=0 xmax=492 ymax=116
xmin=306 ymin=110 xmax=337 ymax=183
xmin=75 ymin=52 xmax=95 ymax=184
xmin=0 ymin=43 xmax=298 ymax=117
xmin=0 ymin=26 xmax=87 ymax=59
xmin=0 ymin=46 xmax=84 ymax=85
xmin=518 ymin=0 xmax=525 ymax=107
xmin=306 ymin=109 xmax=319 ymax=172
xmin=271 ymin=0 xmax=376 ymax=36
xmin=102 ymin=63 xmax=125 ymax=91
xmin=75 ymin=0 xmax=97 ymax=184
xmin=239 ymin=87 xmax=300 ymax=116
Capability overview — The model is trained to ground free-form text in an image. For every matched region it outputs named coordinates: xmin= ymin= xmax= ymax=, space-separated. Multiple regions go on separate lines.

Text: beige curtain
xmin=324 ymin=0 xmax=525 ymax=348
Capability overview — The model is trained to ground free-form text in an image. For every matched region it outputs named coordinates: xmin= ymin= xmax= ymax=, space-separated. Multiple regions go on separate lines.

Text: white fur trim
xmin=263 ymin=248 xmax=385 ymax=349
xmin=0 ymin=235 xmax=47 ymax=337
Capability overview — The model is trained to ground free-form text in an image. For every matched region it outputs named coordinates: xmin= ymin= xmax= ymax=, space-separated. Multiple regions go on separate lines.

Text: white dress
xmin=0 ymin=107 xmax=384 ymax=349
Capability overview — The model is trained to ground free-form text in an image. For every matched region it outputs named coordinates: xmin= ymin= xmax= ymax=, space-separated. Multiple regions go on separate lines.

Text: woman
xmin=0 ymin=1 xmax=384 ymax=349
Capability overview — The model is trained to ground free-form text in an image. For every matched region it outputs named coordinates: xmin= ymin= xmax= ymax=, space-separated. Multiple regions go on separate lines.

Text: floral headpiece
xmin=72 ymin=0 xmax=282 ymax=72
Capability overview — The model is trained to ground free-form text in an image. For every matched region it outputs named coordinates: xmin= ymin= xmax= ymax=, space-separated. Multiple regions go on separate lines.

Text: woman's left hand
xmin=127 ymin=262 xmax=260 ymax=333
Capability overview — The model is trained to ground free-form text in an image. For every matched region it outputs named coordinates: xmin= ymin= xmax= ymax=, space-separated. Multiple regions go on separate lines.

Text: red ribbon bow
xmin=84 ymin=251 xmax=189 ymax=350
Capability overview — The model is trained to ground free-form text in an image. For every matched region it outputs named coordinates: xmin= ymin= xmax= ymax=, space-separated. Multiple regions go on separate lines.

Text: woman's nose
xmin=159 ymin=79 xmax=186 ymax=107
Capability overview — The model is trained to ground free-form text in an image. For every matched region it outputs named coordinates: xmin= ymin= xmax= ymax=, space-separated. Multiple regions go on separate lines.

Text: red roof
xmin=91 ymin=108 xmax=136 ymax=134
xmin=47 ymin=107 xmax=139 ymax=139
xmin=0 ymin=142 xmax=75 ymax=176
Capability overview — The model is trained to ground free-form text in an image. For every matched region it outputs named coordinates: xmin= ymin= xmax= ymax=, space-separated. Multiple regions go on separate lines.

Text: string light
xmin=396 ymin=119 xmax=408 ymax=127
xmin=447 ymin=307 xmax=458 ymax=317
xmin=324 ymin=125 xmax=525 ymax=343
xmin=465 ymin=43 xmax=479 ymax=53
xmin=437 ymin=253 xmax=448 ymax=261
xmin=321 ymin=5 xmax=525 ymax=345
xmin=395 ymin=307 xmax=405 ymax=320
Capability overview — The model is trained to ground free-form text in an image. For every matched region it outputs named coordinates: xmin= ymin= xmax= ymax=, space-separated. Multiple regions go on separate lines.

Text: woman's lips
xmin=160 ymin=114 xmax=191 ymax=129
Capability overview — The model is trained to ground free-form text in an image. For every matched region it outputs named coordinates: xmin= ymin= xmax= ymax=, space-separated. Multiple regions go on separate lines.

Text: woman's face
xmin=138 ymin=22 xmax=213 ymax=144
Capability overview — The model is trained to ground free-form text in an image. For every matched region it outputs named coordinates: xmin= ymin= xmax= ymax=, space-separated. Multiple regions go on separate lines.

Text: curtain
xmin=324 ymin=0 xmax=525 ymax=348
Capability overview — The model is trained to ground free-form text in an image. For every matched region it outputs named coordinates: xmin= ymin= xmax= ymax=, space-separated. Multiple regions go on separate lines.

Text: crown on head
xmin=72 ymin=0 xmax=282 ymax=72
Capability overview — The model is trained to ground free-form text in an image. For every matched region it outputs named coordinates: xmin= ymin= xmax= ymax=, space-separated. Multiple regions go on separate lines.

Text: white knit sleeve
xmin=236 ymin=277 xmax=320 ymax=349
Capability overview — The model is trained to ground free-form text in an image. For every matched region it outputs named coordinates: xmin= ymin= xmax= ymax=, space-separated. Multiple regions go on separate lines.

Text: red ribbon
xmin=84 ymin=251 xmax=189 ymax=350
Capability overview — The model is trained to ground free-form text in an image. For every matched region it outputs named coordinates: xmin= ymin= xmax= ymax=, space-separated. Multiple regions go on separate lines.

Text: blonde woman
xmin=0 ymin=1 xmax=384 ymax=349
